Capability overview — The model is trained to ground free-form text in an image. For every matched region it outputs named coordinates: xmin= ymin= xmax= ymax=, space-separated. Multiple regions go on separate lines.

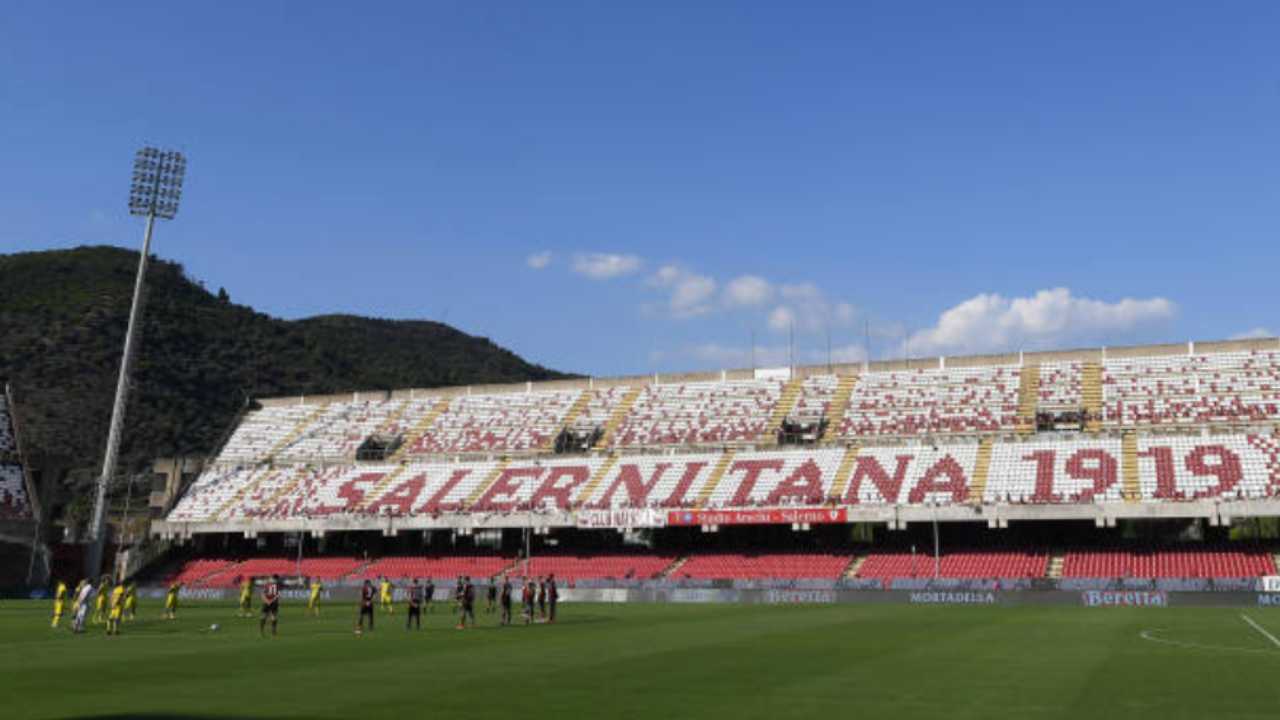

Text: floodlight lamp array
xmin=129 ymin=146 xmax=186 ymax=219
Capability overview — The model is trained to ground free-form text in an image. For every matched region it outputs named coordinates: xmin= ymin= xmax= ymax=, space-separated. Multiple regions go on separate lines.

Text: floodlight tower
xmin=86 ymin=147 xmax=186 ymax=578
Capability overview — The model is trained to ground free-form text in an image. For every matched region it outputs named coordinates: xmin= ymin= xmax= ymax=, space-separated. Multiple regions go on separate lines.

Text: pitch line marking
xmin=1240 ymin=614 xmax=1280 ymax=649
xmin=1138 ymin=629 xmax=1276 ymax=655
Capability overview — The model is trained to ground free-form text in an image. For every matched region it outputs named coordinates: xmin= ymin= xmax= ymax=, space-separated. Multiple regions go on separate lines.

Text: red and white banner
xmin=666 ymin=507 xmax=848 ymax=527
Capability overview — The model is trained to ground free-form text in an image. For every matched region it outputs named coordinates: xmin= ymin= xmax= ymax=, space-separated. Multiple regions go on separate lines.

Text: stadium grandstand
xmin=0 ymin=390 xmax=35 ymax=523
xmin=148 ymin=338 xmax=1280 ymax=589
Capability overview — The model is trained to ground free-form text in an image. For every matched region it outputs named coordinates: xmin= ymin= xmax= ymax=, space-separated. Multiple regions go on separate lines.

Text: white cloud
xmin=767 ymin=306 xmax=796 ymax=332
xmin=690 ymin=343 xmax=790 ymax=368
xmin=906 ymin=288 xmax=1176 ymax=356
xmin=681 ymin=342 xmax=867 ymax=369
xmin=760 ymin=282 xmax=859 ymax=335
xmin=525 ymin=251 xmax=552 ymax=270
xmin=723 ymin=275 xmax=774 ymax=308
xmin=571 ymin=253 xmax=642 ymax=280
xmin=648 ymin=264 xmax=717 ymax=318
xmin=1231 ymin=328 xmax=1274 ymax=340
xmin=819 ymin=344 xmax=868 ymax=364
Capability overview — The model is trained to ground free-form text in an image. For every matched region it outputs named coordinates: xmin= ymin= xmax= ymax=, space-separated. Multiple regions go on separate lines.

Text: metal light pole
xmin=87 ymin=147 xmax=186 ymax=579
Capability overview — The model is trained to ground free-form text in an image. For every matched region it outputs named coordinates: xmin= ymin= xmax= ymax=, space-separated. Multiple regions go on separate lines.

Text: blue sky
xmin=2 ymin=1 xmax=1278 ymax=376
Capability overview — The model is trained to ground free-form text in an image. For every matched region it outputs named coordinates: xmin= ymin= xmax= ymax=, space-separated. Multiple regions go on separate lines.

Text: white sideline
xmin=1239 ymin=614 xmax=1280 ymax=649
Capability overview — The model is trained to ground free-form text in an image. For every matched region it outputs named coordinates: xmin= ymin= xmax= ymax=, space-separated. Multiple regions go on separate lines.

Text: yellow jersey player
xmin=379 ymin=577 xmax=394 ymax=614
xmin=238 ymin=577 xmax=253 ymax=618
xmin=307 ymin=578 xmax=323 ymax=616
xmin=165 ymin=581 xmax=181 ymax=620
xmin=106 ymin=580 xmax=125 ymax=636
xmin=51 ymin=580 xmax=67 ymax=628
xmin=124 ymin=583 xmax=138 ymax=621
xmin=93 ymin=575 xmax=110 ymax=624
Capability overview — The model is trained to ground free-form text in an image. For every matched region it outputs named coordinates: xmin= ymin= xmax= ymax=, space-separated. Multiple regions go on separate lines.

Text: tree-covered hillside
xmin=0 ymin=245 xmax=571 ymax=481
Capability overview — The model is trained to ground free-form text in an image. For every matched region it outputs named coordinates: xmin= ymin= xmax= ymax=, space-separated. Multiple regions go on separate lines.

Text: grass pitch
xmin=5 ymin=599 xmax=1280 ymax=719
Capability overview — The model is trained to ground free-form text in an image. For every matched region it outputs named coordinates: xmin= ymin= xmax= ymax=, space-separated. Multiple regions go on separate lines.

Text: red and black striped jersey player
xmin=357 ymin=579 xmax=376 ymax=634
xmin=546 ymin=574 xmax=559 ymax=623
xmin=259 ymin=574 xmax=281 ymax=638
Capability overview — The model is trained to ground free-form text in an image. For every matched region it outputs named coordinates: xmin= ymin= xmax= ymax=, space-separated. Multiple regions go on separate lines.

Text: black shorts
xmin=360 ymin=605 xmax=374 ymax=618
xmin=262 ymin=601 xmax=279 ymax=616
xmin=408 ymin=605 xmax=421 ymax=616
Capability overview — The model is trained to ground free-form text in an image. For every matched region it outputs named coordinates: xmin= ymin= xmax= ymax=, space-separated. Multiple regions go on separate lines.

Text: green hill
xmin=0 ymin=245 xmax=571 ymax=482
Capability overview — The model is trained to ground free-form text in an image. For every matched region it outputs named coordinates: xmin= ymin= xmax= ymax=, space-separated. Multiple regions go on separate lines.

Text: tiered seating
xmin=0 ymin=396 xmax=14 ymax=453
xmin=567 ymin=385 xmax=632 ymax=433
xmin=787 ymin=375 xmax=838 ymax=424
xmin=163 ymin=558 xmax=241 ymax=587
xmin=169 ymin=466 xmax=275 ymax=522
xmin=278 ymin=400 xmax=406 ymax=461
xmin=856 ymin=550 xmax=1048 ymax=579
xmin=1142 ymin=434 xmax=1273 ymax=500
xmin=468 ymin=458 xmax=607 ymax=513
xmin=223 ymin=557 xmax=363 ymax=585
xmin=838 ymin=365 xmax=1020 ymax=438
xmin=357 ymin=555 xmax=514 ymax=581
xmin=579 ymin=451 xmax=719 ymax=510
xmin=985 ymin=438 xmax=1125 ymax=504
xmin=675 ymin=553 xmax=852 ymax=580
xmin=407 ymin=390 xmax=582 ymax=455
xmin=521 ymin=553 xmax=676 ymax=581
xmin=701 ymin=448 xmax=845 ymax=508
xmin=610 ymin=379 xmax=783 ymax=447
xmin=1038 ymin=362 xmax=1083 ymax=409
xmin=846 ymin=444 xmax=980 ymax=505
xmin=1062 ymin=547 xmax=1276 ymax=578
xmin=0 ymin=464 xmax=31 ymax=520
xmin=217 ymin=404 xmax=315 ymax=463
xmin=1103 ymin=351 xmax=1280 ymax=427
xmin=0 ymin=397 xmax=31 ymax=520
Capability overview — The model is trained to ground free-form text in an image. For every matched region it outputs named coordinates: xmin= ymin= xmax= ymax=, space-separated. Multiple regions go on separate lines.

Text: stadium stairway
xmin=575 ymin=454 xmax=620 ymax=507
xmin=694 ymin=451 xmax=738 ymax=508
xmin=760 ymin=377 xmax=805 ymax=443
xmin=968 ymin=438 xmax=994 ymax=504
xmin=841 ymin=554 xmax=867 ymax=580
xmin=1046 ymin=552 xmax=1065 ymax=579
xmin=545 ymin=391 xmax=593 ymax=451
xmin=390 ymin=398 xmax=451 ymax=461
xmin=829 ymin=446 xmax=861 ymax=500
xmin=356 ymin=465 xmax=410 ymax=512
xmin=257 ymin=466 xmax=307 ymax=515
xmin=268 ymin=403 xmax=330 ymax=459
xmin=1082 ymin=362 xmax=1103 ymax=432
xmin=372 ymin=399 xmax=412 ymax=439
xmin=213 ymin=468 xmax=285 ymax=522
xmin=821 ymin=375 xmax=860 ymax=441
xmin=657 ymin=556 xmax=690 ymax=579
xmin=1122 ymin=432 xmax=1140 ymax=502
xmin=465 ymin=460 xmax=512 ymax=509
xmin=1016 ymin=364 xmax=1040 ymax=435
xmin=598 ymin=387 xmax=642 ymax=448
